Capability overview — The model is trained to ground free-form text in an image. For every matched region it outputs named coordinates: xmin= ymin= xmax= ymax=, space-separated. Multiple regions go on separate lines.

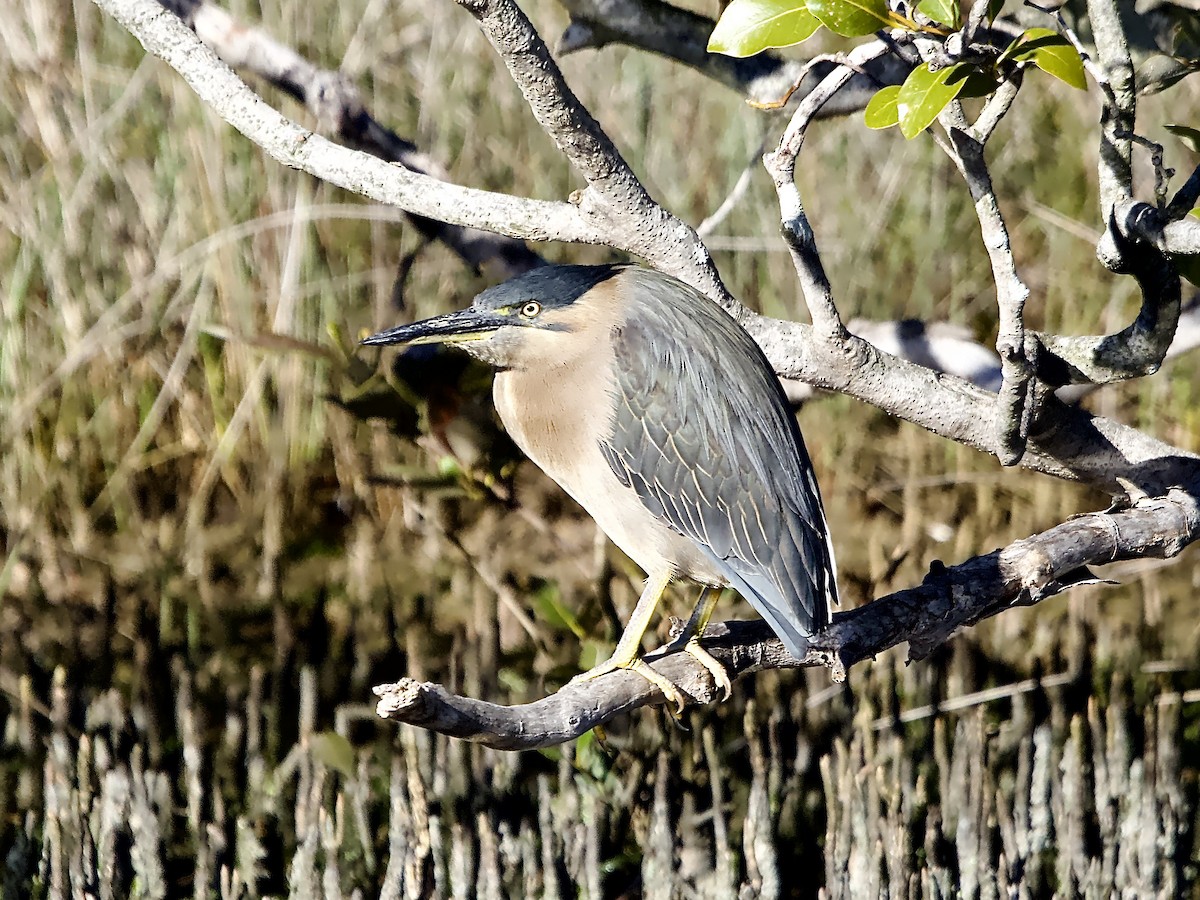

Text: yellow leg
xmin=569 ymin=568 xmax=687 ymax=712
xmin=669 ymin=587 xmax=733 ymax=700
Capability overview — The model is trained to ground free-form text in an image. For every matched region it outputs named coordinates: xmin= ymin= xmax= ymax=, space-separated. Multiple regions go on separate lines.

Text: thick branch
xmin=748 ymin=317 xmax=1200 ymax=492
xmin=374 ymin=489 xmax=1200 ymax=749
xmin=161 ymin=0 xmax=541 ymax=277
xmin=1163 ymin=215 xmax=1200 ymax=256
xmin=1086 ymin=0 xmax=1136 ymax=234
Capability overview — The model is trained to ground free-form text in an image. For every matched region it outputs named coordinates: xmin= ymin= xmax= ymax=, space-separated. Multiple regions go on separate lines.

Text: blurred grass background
xmin=2 ymin=0 xmax=1200 ymax=895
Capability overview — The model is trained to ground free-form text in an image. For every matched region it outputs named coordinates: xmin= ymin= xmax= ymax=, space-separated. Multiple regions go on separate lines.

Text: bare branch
xmin=697 ymin=132 xmax=768 ymax=238
xmin=1085 ymin=0 xmax=1137 ymax=269
xmin=938 ymin=120 xmax=1033 ymax=464
xmin=746 ymin=317 xmax=1200 ymax=492
xmin=1166 ymin=164 xmax=1200 ymax=220
xmin=95 ymin=0 xmax=600 ymax=245
xmin=970 ymin=74 xmax=1021 ymax=144
xmin=763 ymin=41 xmax=894 ymax=340
xmin=374 ymin=489 xmax=1200 ymax=749
xmin=1164 ymin=215 xmax=1200 ymax=255
xmin=161 ymin=0 xmax=541 ymax=278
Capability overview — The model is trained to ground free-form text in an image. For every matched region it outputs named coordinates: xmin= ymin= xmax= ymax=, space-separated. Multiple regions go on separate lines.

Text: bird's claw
xmin=683 ymin=639 xmax=733 ymax=701
xmin=569 ymin=657 xmax=688 ymax=716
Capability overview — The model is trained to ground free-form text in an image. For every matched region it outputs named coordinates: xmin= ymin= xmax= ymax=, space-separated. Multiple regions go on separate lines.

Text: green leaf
xmin=1177 ymin=254 xmax=1200 ymax=288
xmin=310 ymin=732 xmax=356 ymax=779
xmin=987 ymin=0 xmax=1004 ymax=19
xmin=807 ymin=0 xmax=890 ymax=37
xmin=1136 ymin=54 xmax=1198 ymax=96
xmin=958 ymin=69 xmax=999 ymax=98
xmin=708 ymin=0 xmax=820 ymax=57
xmin=864 ymin=85 xmax=901 ymax=128
xmin=1009 ymin=28 xmax=1086 ymax=90
xmin=897 ymin=62 xmax=972 ymax=139
xmin=917 ymin=0 xmax=958 ymax=27
xmin=1165 ymin=124 xmax=1200 ymax=154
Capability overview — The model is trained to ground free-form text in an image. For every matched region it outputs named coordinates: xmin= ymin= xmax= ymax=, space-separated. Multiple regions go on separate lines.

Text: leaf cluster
xmin=708 ymin=0 xmax=1089 ymax=139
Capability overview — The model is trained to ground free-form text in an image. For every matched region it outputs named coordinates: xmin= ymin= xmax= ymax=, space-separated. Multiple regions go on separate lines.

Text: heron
xmin=363 ymin=264 xmax=838 ymax=709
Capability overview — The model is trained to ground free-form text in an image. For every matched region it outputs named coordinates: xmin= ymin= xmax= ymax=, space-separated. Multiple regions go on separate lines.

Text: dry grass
xmin=2 ymin=0 xmax=1200 ymax=895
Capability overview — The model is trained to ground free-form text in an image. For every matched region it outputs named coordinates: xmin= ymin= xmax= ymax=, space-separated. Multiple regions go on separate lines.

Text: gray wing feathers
xmin=599 ymin=270 xmax=837 ymax=655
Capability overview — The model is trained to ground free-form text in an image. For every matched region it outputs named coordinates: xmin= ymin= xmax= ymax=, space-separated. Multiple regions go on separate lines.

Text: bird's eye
xmin=520 ymin=301 xmax=542 ymax=319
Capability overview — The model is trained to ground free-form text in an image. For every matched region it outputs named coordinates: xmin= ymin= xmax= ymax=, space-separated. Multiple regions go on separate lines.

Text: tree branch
xmin=553 ymin=0 xmax=909 ymax=110
xmin=1086 ymin=0 xmax=1136 ymax=254
xmin=454 ymin=0 xmax=733 ymax=305
xmin=1166 ymin=163 xmax=1200 ymax=220
xmin=95 ymin=0 xmax=601 ymax=245
xmin=1034 ymin=208 xmax=1182 ymax=385
xmin=159 ymin=0 xmax=542 ymax=278
xmin=1163 ymin=215 xmax=1200 ymax=255
xmin=939 ymin=115 xmax=1033 ymax=465
xmin=762 ymin=41 xmax=894 ymax=340
xmin=374 ymin=489 xmax=1200 ymax=749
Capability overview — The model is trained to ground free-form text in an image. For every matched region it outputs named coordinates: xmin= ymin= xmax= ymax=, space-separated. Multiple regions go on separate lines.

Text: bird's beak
xmin=360 ymin=308 xmax=509 ymax=348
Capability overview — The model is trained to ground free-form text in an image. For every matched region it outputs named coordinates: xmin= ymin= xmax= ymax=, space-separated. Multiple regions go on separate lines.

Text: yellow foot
xmin=683 ymin=638 xmax=733 ymax=701
xmin=569 ymin=657 xmax=687 ymax=715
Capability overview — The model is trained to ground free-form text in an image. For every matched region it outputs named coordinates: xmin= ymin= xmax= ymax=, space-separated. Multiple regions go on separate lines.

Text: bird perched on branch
xmin=363 ymin=264 xmax=838 ymax=709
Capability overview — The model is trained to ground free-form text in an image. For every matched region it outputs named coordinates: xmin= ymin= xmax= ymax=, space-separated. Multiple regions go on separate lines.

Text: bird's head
xmin=361 ymin=264 xmax=625 ymax=369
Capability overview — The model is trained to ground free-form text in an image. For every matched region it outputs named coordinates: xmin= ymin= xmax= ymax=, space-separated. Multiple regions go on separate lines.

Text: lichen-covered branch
xmin=939 ymin=112 xmax=1032 ymax=465
xmin=374 ymin=489 xmax=1200 ymax=749
xmin=762 ymin=41 xmax=893 ymax=339
xmin=1086 ymin=0 xmax=1136 ymax=250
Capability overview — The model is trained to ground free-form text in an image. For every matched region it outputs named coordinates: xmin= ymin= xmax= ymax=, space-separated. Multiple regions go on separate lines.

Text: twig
xmin=763 ymin=42 xmax=893 ymax=340
xmin=869 ymin=672 xmax=1076 ymax=730
xmin=697 ymin=132 xmax=769 ymax=238
xmin=970 ymin=75 xmax=1021 ymax=144
xmin=374 ymin=490 xmax=1200 ymax=749
xmin=1166 ymin=164 xmax=1200 ymax=220
xmin=1123 ymin=132 xmax=1173 ymax=211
